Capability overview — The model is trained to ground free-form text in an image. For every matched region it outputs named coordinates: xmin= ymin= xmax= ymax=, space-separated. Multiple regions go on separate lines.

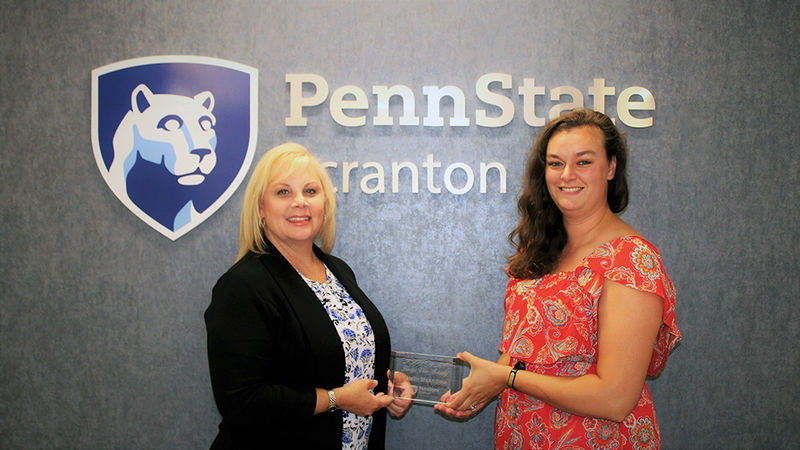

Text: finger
xmin=443 ymin=399 xmax=477 ymax=417
xmin=403 ymin=384 xmax=415 ymax=399
xmin=456 ymin=351 xmax=473 ymax=362
xmin=449 ymin=394 xmax=474 ymax=412
xmin=445 ymin=389 xmax=466 ymax=409
xmin=388 ymin=399 xmax=410 ymax=418
xmin=376 ymin=393 xmax=394 ymax=408
xmin=448 ymin=399 xmax=468 ymax=411
xmin=465 ymin=401 xmax=483 ymax=415
xmin=434 ymin=403 xmax=469 ymax=418
xmin=395 ymin=371 xmax=410 ymax=383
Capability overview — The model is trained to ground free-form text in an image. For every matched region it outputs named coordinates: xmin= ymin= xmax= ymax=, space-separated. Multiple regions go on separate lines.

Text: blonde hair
xmin=236 ymin=142 xmax=336 ymax=261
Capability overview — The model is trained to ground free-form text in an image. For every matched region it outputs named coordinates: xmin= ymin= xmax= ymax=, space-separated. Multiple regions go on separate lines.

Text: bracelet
xmin=507 ymin=361 xmax=525 ymax=390
xmin=507 ymin=367 xmax=519 ymax=390
xmin=326 ymin=389 xmax=337 ymax=412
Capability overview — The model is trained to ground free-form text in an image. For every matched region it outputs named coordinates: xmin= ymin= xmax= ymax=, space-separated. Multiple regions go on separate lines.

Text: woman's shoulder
xmin=581 ymin=234 xmax=671 ymax=299
xmin=584 ymin=216 xmax=656 ymax=258
xmin=206 ymin=253 xmax=285 ymax=324
xmin=213 ymin=251 xmax=280 ymax=296
xmin=582 ymin=234 xmax=662 ymax=272
xmin=591 ymin=235 xmax=662 ymax=260
xmin=219 ymin=252 xmax=264 ymax=279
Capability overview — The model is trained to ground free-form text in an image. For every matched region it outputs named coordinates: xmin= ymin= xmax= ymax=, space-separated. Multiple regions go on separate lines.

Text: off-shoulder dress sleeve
xmin=584 ymin=236 xmax=682 ymax=376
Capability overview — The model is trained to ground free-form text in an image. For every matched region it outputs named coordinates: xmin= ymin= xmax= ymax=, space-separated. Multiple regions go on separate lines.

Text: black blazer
xmin=205 ymin=244 xmax=391 ymax=449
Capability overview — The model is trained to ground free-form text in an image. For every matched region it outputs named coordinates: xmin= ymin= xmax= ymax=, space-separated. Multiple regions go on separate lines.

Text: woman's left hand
xmin=434 ymin=389 xmax=490 ymax=418
xmin=386 ymin=370 xmax=412 ymax=418
xmin=433 ymin=351 xmax=506 ymax=417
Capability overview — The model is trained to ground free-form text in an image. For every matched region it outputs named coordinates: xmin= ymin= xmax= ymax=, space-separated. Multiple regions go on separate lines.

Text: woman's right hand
xmin=335 ymin=378 xmax=394 ymax=417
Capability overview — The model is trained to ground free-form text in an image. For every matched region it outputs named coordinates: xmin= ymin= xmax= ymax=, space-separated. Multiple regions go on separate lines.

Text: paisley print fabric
xmin=496 ymin=237 xmax=681 ymax=449
xmin=300 ymin=266 xmax=376 ymax=450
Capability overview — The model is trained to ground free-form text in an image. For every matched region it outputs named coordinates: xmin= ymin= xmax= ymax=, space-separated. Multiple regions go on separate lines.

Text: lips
xmin=560 ymin=187 xmax=583 ymax=192
xmin=287 ymin=216 xmax=311 ymax=223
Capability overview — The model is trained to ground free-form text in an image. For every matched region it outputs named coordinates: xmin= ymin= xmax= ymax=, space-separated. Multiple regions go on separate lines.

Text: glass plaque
xmin=389 ymin=351 xmax=469 ymax=405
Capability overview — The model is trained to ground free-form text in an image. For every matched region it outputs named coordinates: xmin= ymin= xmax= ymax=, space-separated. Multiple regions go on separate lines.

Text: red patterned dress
xmin=495 ymin=236 xmax=681 ymax=450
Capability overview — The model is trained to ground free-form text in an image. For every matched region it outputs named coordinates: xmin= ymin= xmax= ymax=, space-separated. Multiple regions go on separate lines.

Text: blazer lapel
xmin=257 ymin=247 xmax=345 ymax=387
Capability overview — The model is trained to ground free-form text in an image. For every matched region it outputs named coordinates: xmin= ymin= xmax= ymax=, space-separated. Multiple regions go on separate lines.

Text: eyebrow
xmin=547 ymin=150 xmax=598 ymax=158
xmin=271 ymin=179 xmax=321 ymax=187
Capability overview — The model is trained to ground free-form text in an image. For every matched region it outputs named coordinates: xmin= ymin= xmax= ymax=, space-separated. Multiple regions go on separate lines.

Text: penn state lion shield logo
xmin=91 ymin=55 xmax=257 ymax=240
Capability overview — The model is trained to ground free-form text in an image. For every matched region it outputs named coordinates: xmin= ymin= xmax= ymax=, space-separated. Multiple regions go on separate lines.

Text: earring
xmin=259 ymin=217 xmax=265 ymax=228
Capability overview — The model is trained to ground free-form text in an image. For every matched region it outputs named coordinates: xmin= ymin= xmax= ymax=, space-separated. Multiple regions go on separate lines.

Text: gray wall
xmin=1 ymin=1 xmax=798 ymax=448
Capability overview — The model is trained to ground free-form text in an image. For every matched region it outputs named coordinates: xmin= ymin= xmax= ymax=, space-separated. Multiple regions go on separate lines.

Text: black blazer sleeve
xmin=205 ymin=255 xmax=316 ymax=424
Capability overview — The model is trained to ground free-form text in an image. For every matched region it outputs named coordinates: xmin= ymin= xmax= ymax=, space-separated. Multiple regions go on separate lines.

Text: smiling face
xmin=545 ymin=125 xmax=617 ymax=217
xmin=259 ymin=165 xmax=326 ymax=252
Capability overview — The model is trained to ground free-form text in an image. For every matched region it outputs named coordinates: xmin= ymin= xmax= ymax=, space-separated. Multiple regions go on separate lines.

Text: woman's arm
xmin=313 ymin=379 xmax=394 ymax=416
xmin=439 ymin=279 xmax=664 ymax=422
xmin=206 ymin=276 xmax=318 ymax=424
xmin=434 ymin=354 xmax=509 ymax=417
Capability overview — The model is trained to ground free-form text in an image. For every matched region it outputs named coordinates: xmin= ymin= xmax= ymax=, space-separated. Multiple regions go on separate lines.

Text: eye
xmin=577 ymin=160 xmax=592 ymax=166
xmin=157 ymin=115 xmax=183 ymax=131
xmin=547 ymin=161 xmax=563 ymax=167
xmin=304 ymin=187 xmax=318 ymax=195
xmin=276 ymin=188 xmax=290 ymax=196
xmin=199 ymin=116 xmax=213 ymax=131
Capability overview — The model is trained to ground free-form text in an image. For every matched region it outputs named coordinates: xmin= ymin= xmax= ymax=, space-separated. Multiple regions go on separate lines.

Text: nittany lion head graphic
xmin=110 ymin=84 xmax=218 ymax=188
xmin=108 ymin=84 xmax=218 ymax=232
xmin=92 ymin=56 xmax=258 ymax=240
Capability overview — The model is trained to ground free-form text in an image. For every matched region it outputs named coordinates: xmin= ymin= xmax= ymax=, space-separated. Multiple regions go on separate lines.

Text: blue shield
xmin=91 ymin=55 xmax=257 ymax=240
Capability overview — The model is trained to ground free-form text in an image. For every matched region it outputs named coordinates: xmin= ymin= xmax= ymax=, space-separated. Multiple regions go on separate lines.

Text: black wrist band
xmin=507 ymin=361 xmax=526 ymax=390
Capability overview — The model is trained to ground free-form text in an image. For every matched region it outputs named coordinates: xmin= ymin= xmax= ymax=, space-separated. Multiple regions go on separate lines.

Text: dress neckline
xmin=297 ymin=264 xmax=332 ymax=285
xmin=541 ymin=235 xmax=650 ymax=279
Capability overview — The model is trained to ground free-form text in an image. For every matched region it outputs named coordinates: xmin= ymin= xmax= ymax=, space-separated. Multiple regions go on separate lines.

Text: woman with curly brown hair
xmin=437 ymin=109 xmax=681 ymax=449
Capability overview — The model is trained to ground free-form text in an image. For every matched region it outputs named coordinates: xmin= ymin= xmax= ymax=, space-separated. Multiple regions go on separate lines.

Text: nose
xmin=191 ymin=148 xmax=212 ymax=162
xmin=292 ymin=191 xmax=308 ymax=206
xmin=561 ymin=162 xmax=576 ymax=181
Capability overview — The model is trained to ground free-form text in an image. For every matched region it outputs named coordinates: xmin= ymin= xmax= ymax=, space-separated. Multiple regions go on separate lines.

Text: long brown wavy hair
xmin=507 ymin=108 xmax=629 ymax=279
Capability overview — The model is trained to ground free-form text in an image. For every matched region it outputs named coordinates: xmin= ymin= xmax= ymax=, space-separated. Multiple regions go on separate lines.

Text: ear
xmin=131 ymin=84 xmax=154 ymax=114
xmin=194 ymin=91 xmax=215 ymax=112
xmin=607 ymin=156 xmax=617 ymax=180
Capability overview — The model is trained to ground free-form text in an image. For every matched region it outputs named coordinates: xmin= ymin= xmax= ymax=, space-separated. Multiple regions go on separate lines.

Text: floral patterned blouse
xmin=496 ymin=236 xmax=681 ymax=450
xmin=300 ymin=266 xmax=376 ymax=450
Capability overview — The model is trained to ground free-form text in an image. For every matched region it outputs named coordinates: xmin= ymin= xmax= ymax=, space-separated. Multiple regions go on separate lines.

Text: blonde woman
xmin=205 ymin=143 xmax=410 ymax=449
